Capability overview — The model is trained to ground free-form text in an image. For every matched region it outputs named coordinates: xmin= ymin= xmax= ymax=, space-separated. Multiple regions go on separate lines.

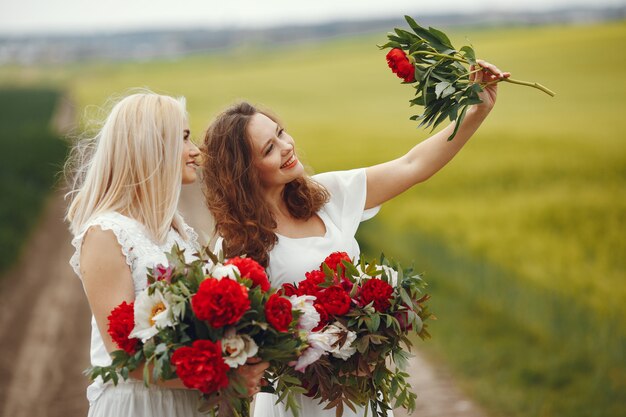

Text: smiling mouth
xmin=280 ymin=154 xmax=297 ymax=169
xmin=186 ymin=161 xmax=199 ymax=169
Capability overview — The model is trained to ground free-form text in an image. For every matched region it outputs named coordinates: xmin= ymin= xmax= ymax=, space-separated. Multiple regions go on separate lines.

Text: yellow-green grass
xmin=2 ymin=20 xmax=624 ymax=416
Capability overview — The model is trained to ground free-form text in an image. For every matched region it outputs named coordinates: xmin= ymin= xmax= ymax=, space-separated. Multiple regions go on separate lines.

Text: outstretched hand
xmin=470 ymin=59 xmax=511 ymax=111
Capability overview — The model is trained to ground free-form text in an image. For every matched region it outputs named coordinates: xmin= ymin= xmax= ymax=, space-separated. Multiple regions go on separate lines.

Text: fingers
xmin=238 ymin=360 xmax=270 ymax=397
xmin=473 ymin=59 xmax=510 ymax=83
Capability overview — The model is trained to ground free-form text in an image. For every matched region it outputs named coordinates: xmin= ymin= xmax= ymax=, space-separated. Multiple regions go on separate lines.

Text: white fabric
xmin=70 ymin=211 xmax=199 ymax=413
xmin=256 ymin=168 xmax=391 ymax=417
xmin=87 ymin=381 xmax=206 ymax=417
xmin=266 ymin=168 xmax=379 ymax=287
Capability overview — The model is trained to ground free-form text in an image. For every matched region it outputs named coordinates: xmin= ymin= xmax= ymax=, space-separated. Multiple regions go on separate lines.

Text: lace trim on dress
xmin=69 ymin=212 xmax=139 ymax=279
xmin=180 ymin=216 xmax=199 ymax=249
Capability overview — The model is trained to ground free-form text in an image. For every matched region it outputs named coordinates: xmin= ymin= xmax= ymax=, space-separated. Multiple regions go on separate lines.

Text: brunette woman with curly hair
xmin=201 ymin=61 xmax=509 ymax=417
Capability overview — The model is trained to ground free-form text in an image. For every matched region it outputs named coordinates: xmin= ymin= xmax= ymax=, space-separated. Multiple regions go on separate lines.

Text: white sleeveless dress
xmin=252 ymin=168 xmax=394 ymax=417
xmin=70 ymin=211 xmax=205 ymax=417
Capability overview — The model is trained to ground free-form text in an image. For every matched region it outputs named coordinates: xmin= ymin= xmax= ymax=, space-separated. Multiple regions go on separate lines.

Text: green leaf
xmin=377 ymin=41 xmax=402 ymax=50
xmin=427 ymin=26 xmax=454 ymax=49
xmin=368 ymin=314 xmax=381 ymax=333
xmin=434 ymin=82 xmax=451 ymax=99
xmin=460 ymin=45 xmax=476 ymax=65
xmin=448 ymin=105 xmax=469 ymax=141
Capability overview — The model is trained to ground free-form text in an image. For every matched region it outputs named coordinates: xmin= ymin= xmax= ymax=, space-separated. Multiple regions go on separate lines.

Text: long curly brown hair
xmin=201 ymin=102 xmax=329 ymax=267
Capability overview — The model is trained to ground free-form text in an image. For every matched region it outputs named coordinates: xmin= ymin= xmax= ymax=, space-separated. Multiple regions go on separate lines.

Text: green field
xmin=0 ymin=88 xmax=67 ymax=274
xmin=1 ymin=21 xmax=624 ymax=417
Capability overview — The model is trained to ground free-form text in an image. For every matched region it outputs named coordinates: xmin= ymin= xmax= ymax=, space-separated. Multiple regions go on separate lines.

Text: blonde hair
xmin=65 ymin=91 xmax=188 ymax=243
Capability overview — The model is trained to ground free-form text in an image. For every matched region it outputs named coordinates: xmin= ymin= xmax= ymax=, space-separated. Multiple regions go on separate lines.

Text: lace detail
xmin=180 ymin=215 xmax=199 ymax=249
xmin=69 ymin=211 xmax=198 ymax=293
xmin=69 ymin=212 xmax=139 ymax=280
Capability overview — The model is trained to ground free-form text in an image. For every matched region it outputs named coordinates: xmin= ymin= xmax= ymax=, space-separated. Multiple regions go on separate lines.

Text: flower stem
xmin=411 ymin=50 xmax=555 ymax=96
xmin=410 ymin=51 xmax=468 ymax=64
xmin=502 ymin=78 xmax=556 ymax=97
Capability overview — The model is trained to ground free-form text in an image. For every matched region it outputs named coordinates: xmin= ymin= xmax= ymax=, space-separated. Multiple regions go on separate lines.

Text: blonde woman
xmin=66 ymin=92 xmax=267 ymax=417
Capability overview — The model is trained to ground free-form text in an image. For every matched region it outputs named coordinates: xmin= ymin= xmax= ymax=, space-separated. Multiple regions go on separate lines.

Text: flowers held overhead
xmin=380 ymin=15 xmax=554 ymax=140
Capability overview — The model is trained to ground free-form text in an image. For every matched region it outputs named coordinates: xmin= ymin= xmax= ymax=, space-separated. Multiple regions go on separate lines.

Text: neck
xmin=263 ymin=184 xmax=290 ymax=219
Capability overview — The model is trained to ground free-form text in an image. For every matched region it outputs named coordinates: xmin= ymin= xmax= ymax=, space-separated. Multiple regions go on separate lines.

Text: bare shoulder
xmin=80 ymin=225 xmax=129 ymax=278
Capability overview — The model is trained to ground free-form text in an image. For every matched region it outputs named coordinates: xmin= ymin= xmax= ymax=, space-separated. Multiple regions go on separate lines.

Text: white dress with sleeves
xmin=70 ymin=211 xmax=205 ymax=417
xmin=254 ymin=168 xmax=394 ymax=417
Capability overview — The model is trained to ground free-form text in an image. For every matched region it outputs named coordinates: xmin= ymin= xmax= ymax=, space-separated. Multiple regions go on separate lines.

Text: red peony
xmin=386 ymin=48 xmax=416 ymax=82
xmin=317 ymin=285 xmax=351 ymax=316
xmin=312 ymin=303 xmax=329 ymax=332
xmin=171 ymin=340 xmax=230 ymax=394
xmin=107 ymin=301 xmax=139 ymax=354
xmin=298 ymin=270 xmax=326 ymax=296
xmin=265 ymin=293 xmax=293 ymax=332
xmin=359 ymin=278 xmax=394 ymax=312
xmin=192 ymin=278 xmax=250 ymax=328
xmin=226 ymin=257 xmax=270 ymax=292
xmin=280 ymin=283 xmax=299 ymax=297
xmin=321 ymin=251 xmax=351 ymax=274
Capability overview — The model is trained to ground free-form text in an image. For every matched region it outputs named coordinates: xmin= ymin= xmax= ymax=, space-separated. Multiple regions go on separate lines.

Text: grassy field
xmin=1 ymin=21 xmax=624 ymax=416
xmin=0 ymin=88 xmax=67 ymax=274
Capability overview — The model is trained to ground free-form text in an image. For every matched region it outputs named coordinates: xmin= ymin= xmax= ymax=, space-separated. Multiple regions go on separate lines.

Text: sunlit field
xmin=2 ymin=20 xmax=624 ymax=417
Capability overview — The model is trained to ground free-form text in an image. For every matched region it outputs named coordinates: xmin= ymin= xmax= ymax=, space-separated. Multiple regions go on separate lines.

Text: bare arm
xmin=80 ymin=227 xmax=268 ymax=392
xmin=365 ymin=60 xmax=509 ymax=209
xmin=81 ymin=226 xmax=187 ymax=388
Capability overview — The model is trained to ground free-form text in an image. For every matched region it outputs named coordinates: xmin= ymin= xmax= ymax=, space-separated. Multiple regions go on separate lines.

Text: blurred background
xmin=0 ymin=1 xmax=624 ymax=416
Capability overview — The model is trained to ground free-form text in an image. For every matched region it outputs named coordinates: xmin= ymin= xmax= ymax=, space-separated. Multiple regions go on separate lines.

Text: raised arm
xmin=365 ymin=60 xmax=509 ymax=209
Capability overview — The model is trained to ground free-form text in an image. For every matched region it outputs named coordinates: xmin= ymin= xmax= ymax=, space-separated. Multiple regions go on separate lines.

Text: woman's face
xmin=247 ymin=113 xmax=304 ymax=190
xmin=181 ymin=124 xmax=200 ymax=184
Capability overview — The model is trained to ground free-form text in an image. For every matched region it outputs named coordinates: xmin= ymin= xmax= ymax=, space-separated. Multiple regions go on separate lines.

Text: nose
xmin=189 ymin=141 xmax=200 ymax=156
xmin=279 ymin=139 xmax=293 ymax=156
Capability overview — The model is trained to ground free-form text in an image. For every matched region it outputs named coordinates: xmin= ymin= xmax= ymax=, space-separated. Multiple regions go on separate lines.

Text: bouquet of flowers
xmin=274 ymin=251 xmax=433 ymax=417
xmin=381 ymin=15 xmax=555 ymax=140
xmin=86 ymin=245 xmax=308 ymax=417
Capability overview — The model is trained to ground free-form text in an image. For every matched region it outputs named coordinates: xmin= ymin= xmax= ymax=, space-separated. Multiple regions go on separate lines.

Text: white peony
xmin=379 ymin=264 xmax=399 ymax=286
xmin=221 ymin=328 xmax=259 ymax=368
xmin=294 ymin=332 xmax=333 ymax=372
xmin=356 ymin=263 xmax=398 ymax=286
xmin=288 ymin=295 xmax=320 ymax=332
xmin=210 ymin=264 xmax=240 ymax=281
xmin=129 ymin=288 xmax=175 ymax=343
xmin=324 ymin=323 xmax=357 ymax=360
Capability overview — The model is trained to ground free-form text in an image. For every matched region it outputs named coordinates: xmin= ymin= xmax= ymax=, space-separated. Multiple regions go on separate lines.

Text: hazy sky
xmin=0 ymin=0 xmax=623 ymax=35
